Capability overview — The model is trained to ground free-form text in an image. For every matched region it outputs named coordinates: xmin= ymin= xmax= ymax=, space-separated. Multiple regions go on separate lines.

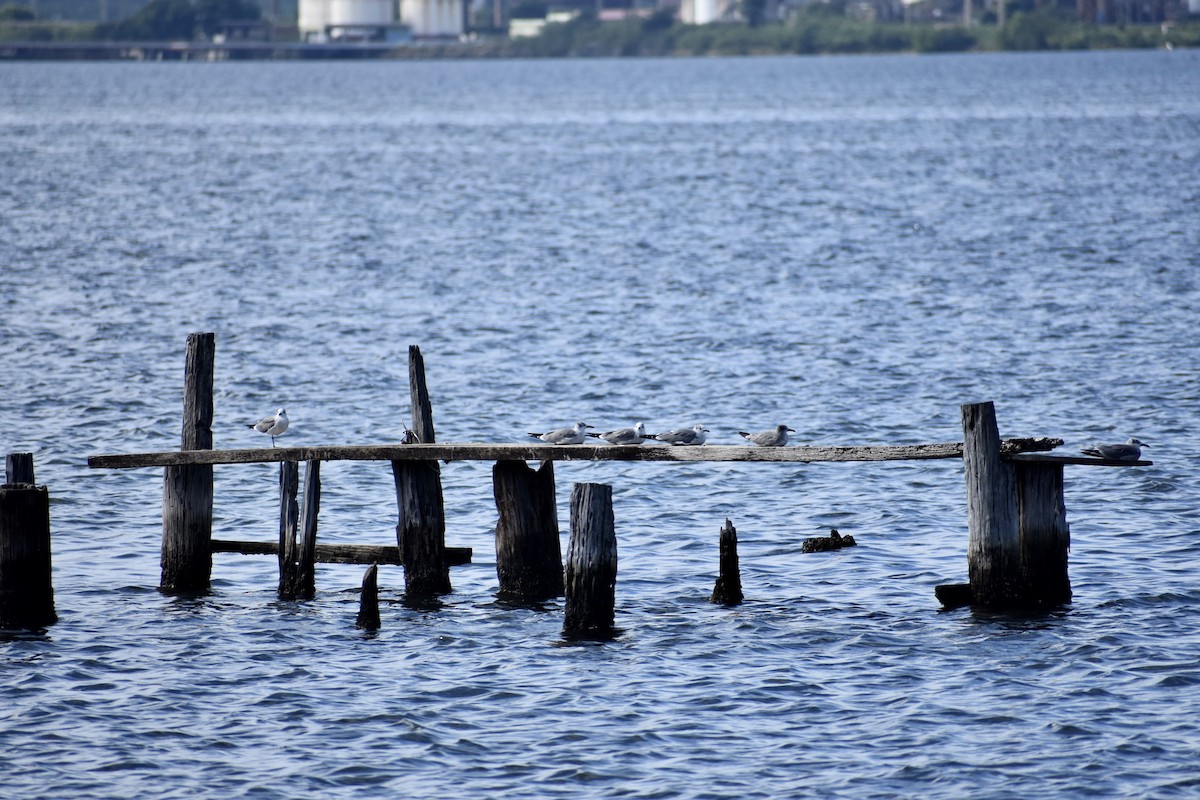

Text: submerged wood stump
xmin=356 ymin=564 xmax=381 ymax=630
xmin=391 ymin=345 xmax=450 ymax=599
xmin=493 ymin=459 xmax=563 ymax=603
xmin=563 ymin=483 xmax=618 ymax=639
xmin=160 ymin=332 xmax=215 ymax=594
xmin=711 ymin=518 xmax=743 ymax=606
xmin=0 ymin=457 xmax=56 ymax=629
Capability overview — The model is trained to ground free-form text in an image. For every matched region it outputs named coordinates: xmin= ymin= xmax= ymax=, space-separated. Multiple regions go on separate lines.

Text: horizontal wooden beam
xmin=212 ymin=539 xmax=473 ymax=566
xmin=88 ymin=437 xmax=1066 ymax=469
xmin=1003 ymin=453 xmax=1152 ymax=467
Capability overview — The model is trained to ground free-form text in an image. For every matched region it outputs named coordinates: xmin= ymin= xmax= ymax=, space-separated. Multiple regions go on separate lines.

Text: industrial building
xmin=298 ymin=0 xmax=464 ymax=40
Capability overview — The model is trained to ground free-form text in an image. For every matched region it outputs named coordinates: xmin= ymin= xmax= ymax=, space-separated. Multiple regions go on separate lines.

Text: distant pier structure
xmin=299 ymin=0 xmax=463 ymax=41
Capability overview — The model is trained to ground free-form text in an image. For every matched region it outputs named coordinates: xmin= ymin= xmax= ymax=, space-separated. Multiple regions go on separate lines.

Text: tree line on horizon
xmin=2 ymin=0 xmax=1198 ymax=52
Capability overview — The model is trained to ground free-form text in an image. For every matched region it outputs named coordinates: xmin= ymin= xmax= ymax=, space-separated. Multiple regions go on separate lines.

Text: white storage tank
xmin=298 ymin=0 xmax=330 ymax=40
xmin=329 ymin=0 xmax=394 ymax=26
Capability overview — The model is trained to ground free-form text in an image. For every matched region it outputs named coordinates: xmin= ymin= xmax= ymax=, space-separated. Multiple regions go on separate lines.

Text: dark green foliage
xmin=193 ymin=0 xmax=260 ymax=36
xmin=0 ymin=3 xmax=35 ymax=20
xmin=743 ymin=0 xmax=766 ymax=27
xmin=912 ymin=25 xmax=975 ymax=52
xmin=98 ymin=0 xmax=196 ymax=38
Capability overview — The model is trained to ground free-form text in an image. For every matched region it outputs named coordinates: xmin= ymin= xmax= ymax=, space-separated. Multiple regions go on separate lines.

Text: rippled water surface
xmin=2 ymin=51 xmax=1200 ymax=798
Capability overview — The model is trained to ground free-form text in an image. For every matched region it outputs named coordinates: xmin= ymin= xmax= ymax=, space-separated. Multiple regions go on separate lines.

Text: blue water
xmin=2 ymin=50 xmax=1199 ymax=798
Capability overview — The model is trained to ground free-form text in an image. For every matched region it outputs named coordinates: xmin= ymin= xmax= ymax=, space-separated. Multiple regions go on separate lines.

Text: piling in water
xmin=391 ymin=345 xmax=451 ymax=598
xmin=563 ymin=482 xmax=618 ymax=639
xmin=160 ymin=332 xmax=214 ymax=594
xmin=493 ymin=459 xmax=563 ymax=603
xmin=711 ymin=518 xmax=743 ymax=606
xmin=356 ymin=563 xmax=381 ymax=630
xmin=279 ymin=460 xmax=320 ymax=600
xmin=0 ymin=454 xmax=56 ymax=629
xmin=958 ymin=401 xmax=1071 ymax=611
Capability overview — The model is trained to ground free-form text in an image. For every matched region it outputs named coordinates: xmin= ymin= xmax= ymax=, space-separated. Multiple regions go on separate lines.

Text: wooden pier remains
xmin=83 ymin=334 xmax=1152 ymax=627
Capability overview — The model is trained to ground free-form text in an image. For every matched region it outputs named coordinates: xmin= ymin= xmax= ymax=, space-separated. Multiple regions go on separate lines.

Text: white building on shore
xmin=299 ymin=0 xmax=464 ymax=40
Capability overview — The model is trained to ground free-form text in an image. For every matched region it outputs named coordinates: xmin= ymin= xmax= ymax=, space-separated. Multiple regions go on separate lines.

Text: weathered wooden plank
xmin=89 ymin=438 xmax=1071 ymax=469
xmin=1005 ymin=453 xmax=1152 ymax=467
xmin=212 ymin=539 xmax=473 ymax=566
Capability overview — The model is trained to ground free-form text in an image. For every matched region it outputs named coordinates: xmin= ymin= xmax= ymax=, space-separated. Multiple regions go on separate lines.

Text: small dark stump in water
xmin=801 ymin=528 xmax=857 ymax=553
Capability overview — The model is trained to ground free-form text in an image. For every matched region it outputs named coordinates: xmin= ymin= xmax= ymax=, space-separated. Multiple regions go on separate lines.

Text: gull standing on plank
xmin=528 ymin=422 xmax=593 ymax=445
xmin=249 ymin=408 xmax=289 ymax=447
xmin=738 ymin=424 xmax=795 ymax=447
xmin=1080 ymin=438 xmax=1148 ymax=461
xmin=588 ymin=422 xmax=649 ymax=445
xmin=651 ymin=424 xmax=710 ymax=446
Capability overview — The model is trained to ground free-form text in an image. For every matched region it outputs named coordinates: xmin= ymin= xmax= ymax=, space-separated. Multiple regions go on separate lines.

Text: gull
xmin=651 ymin=424 xmax=710 ymax=446
xmin=588 ymin=422 xmax=649 ymax=445
xmin=1080 ymin=438 xmax=1148 ymax=461
xmin=528 ymin=422 xmax=593 ymax=445
xmin=738 ymin=424 xmax=795 ymax=447
xmin=249 ymin=408 xmax=289 ymax=447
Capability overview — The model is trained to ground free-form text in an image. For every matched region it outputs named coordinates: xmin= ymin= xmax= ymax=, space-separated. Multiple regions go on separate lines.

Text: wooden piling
xmin=0 ymin=455 xmax=56 ymax=629
xmin=356 ymin=564 xmax=381 ymax=630
xmin=563 ymin=482 xmax=617 ymax=639
xmin=960 ymin=401 xmax=1071 ymax=611
xmin=961 ymin=401 xmax=1020 ymax=608
xmin=5 ymin=453 xmax=34 ymax=485
xmin=711 ymin=518 xmax=743 ymax=606
xmin=279 ymin=460 xmax=319 ymax=600
xmin=1015 ymin=461 xmax=1071 ymax=606
xmin=277 ymin=461 xmax=299 ymax=598
xmin=493 ymin=459 xmax=563 ymax=603
xmin=390 ymin=345 xmax=451 ymax=599
xmin=160 ymin=332 xmax=215 ymax=594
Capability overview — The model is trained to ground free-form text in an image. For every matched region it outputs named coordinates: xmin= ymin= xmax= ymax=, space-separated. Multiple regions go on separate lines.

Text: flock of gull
xmin=526 ymin=422 xmax=795 ymax=448
xmin=247 ymin=407 xmax=1148 ymax=461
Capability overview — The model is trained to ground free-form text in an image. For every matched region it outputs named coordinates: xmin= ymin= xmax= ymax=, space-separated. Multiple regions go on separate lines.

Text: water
xmin=2 ymin=50 xmax=1199 ymax=798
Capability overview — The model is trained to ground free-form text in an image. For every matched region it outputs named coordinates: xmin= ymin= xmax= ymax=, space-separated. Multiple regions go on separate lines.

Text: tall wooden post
xmin=160 ymin=332 xmax=215 ymax=594
xmin=563 ymin=483 xmax=617 ymax=639
xmin=1 ymin=454 xmax=56 ymax=629
xmin=277 ymin=461 xmax=299 ymax=597
xmin=711 ymin=518 xmax=743 ymax=605
xmin=493 ymin=459 xmax=563 ymax=603
xmin=961 ymin=401 xmax=1020 ymax=608
xmin=391 ymin=345 xmax=450 ymax=598
xmin=1015 ymin=461 xmax=1071 ymax=606
xmin=278 ymin=460 xmax=320 ymax=600
xmin=961 ymin=401 xmax=1070 ymax=611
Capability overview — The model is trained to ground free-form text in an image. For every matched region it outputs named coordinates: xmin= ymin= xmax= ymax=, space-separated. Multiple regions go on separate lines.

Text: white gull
xmin=528 ymin=422 xmax=593 ymax=445
xmin=249 ymin=408 xmax=289 ymax=447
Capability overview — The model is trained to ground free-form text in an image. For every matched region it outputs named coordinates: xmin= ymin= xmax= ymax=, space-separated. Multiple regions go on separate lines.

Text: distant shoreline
xmin=3 ymin=17 xmax=1197 ymax=61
